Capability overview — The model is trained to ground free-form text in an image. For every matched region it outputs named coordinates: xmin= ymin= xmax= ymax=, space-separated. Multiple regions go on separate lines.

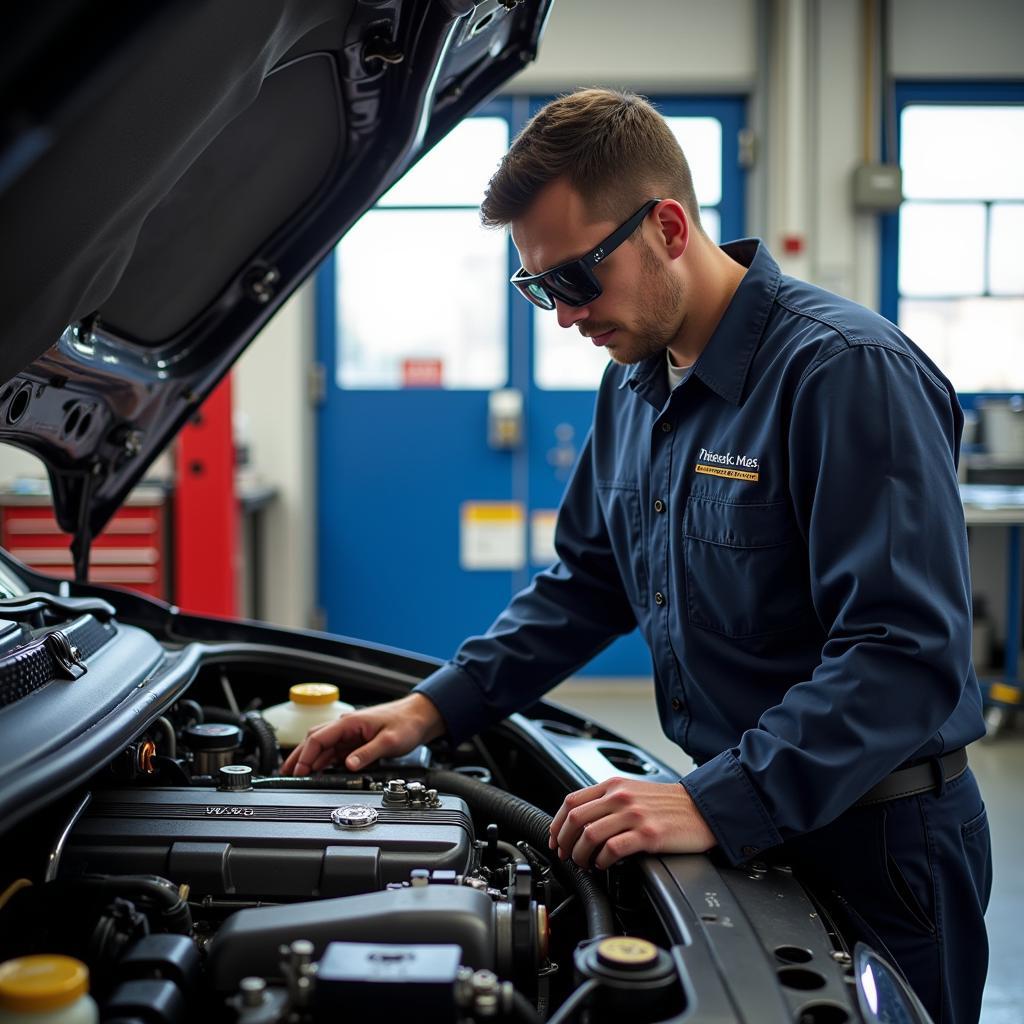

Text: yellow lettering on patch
xmin=695 ymin=464 xmax=760 ymax=483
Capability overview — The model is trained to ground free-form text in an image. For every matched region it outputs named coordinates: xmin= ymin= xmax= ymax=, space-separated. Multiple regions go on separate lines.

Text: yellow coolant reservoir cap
xmin=596 ymin=937 xmax=659 ymax=969
xmin=0 ymin=955 xmax=89 ymax=1012
xmin=290 ymin=683 xmax=340 ymax=705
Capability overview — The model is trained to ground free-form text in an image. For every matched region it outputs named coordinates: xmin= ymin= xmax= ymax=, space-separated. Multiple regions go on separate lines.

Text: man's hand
xmin=280 ymin=693 xmax=445 ymax=776
xmin=549 ymin=777 xmax=716 ymax=870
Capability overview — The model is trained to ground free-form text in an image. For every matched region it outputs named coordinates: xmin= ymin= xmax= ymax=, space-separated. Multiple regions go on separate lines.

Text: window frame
xmin=880 ymin=80 xmax=1024 ymax=406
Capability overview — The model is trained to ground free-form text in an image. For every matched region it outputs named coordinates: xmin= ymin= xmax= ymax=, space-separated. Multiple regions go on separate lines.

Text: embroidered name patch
xmin=695 ymin=447 xmax=760 ymax=483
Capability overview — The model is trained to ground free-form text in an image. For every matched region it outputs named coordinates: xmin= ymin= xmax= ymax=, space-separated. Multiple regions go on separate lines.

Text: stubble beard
xmin=601 ymin=239 xmax=685 ymax=366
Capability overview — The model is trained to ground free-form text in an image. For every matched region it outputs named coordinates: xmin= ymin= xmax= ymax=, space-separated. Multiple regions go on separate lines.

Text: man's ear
xmin=653 ymin=199 xmax=689 ymax=260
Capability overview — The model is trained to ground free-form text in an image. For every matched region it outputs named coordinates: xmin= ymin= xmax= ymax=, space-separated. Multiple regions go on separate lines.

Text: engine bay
xmin=0 ymin=596 xmax=900 ymax=1024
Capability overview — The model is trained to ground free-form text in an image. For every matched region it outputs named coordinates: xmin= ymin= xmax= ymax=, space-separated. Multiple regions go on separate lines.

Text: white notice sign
xmin=530 ymin=509 xmax=558 ymax=565
xmin=460 ymin=502 xmax=526 ymax=571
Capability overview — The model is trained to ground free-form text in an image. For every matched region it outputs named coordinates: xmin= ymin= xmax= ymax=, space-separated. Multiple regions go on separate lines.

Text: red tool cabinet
xmin=0 ymin=490 xmax=170 ymax=600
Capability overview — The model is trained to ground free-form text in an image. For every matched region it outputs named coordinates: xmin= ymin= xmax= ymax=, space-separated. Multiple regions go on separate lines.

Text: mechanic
xmin=285 ymin=89 xmax=991 ymax=1023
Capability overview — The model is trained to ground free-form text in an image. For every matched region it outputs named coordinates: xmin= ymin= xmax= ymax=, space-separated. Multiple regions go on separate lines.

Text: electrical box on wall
xmin=852 ymin=163 xmax=903 ymax=211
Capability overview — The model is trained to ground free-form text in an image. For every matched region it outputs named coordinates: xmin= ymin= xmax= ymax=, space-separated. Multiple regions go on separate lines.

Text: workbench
xmin=960 ymin=484 xmax=1024 ymax=733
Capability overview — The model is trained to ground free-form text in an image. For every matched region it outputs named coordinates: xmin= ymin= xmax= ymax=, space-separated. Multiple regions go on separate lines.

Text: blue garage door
xmin=317 ymin=96 xmax=747 ymax=673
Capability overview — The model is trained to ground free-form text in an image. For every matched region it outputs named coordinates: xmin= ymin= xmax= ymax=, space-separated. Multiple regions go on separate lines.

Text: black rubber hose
xmin=175 ymin=699 xmax=204 ymax=725
xmin=426 ymin=769 xmax=615 ymax=939
xmin=201 ymin=707 xmax=280 ymax=774
xmin=510 ymin=989 xmax=543 ymax=1023
xmin=244 ymin=711 xmax=281 ymax=774
xmin=69 ymin=874 xmax=192 ymax=934
xmin=545 ymin=978 xmax=600 ymax=1024
xmin=200 ymin=705 xmax=238 ymax=724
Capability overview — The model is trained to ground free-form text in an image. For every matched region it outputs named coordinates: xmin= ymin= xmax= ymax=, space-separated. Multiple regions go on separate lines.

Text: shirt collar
xmin=619 ymin=239 xmax=781 ymax=407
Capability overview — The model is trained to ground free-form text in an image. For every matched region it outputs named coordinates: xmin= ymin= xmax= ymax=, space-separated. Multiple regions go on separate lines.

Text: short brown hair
xmin=480 ymin=88 xmax=703 ymax=231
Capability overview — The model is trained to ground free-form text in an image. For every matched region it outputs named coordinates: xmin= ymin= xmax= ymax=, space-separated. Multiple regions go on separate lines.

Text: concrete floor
xmin=548 ymin=679 xmax=1024 ymax=1024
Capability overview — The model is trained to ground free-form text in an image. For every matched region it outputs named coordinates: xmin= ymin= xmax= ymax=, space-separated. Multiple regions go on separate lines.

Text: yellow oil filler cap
xmin=0 ymin=955 xmax=89 ymax=1013
xmin=595 ymin=937 xmax=660 ymax=969
xmin=289 ymin=683 xmax=340 ymax=705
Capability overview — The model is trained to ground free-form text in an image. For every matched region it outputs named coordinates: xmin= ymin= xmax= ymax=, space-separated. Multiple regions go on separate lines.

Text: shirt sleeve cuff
xmin=680 ymin=749 xmax=783 ymax=865
xmin=412 ymin=663 xmax=493 ymax=746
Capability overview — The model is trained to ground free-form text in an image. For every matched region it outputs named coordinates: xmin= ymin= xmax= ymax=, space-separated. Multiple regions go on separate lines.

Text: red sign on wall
xmin=401 ymin=358 xmax=443 ymax=388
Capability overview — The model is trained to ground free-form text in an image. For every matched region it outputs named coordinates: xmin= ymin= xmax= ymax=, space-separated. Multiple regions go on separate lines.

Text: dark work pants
xmin=781 ymin=766 xmax=992 ymax=1024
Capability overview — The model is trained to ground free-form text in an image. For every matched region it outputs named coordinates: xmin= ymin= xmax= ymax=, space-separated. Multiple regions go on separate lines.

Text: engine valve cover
xmin=60 ymin=787 xmax=474 ymax=899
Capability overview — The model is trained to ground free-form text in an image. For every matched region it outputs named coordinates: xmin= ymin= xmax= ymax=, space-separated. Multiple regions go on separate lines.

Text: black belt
xmin=854 ymin=747 xmax=968 ymax=808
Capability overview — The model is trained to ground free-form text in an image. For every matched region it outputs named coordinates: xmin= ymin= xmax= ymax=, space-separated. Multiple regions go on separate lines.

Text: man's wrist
xmin=405 ymin=692 xmax=446 ymax=743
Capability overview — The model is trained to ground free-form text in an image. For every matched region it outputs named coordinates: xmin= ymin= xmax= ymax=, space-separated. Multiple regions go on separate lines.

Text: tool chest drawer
xmin=1 ymin=498 xmax=169 ymax=600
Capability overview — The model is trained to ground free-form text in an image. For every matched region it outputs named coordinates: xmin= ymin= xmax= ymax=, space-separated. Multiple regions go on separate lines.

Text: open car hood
xmin=0 ymin=0 xmax=551 ymax=568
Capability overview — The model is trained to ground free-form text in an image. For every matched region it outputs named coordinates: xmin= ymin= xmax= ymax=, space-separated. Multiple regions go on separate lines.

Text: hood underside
xmin=0 ymin=0 xmax=550 ymax=562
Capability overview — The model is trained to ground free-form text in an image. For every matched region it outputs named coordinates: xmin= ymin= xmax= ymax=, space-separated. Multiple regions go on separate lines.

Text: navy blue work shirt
xmin=415 ymin=240 xmax=984 ymax=865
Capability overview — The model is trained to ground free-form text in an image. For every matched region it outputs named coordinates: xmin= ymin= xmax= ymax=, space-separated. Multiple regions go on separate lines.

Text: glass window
xmin=667 ymin=117 xmax=723 ymax=206
xmin=899 ymin=298 xmax=1024 ymax=392
xmin=700 ymin=208 xmax=721 ymax=244
xmin=990 ymin=204 xmax=1024 ymax=295
xmin=534 ymin=115 xmax=727 ymax=391
xmin=898 ymin=202 xmax=986 ymax=297
xmin=336 ymin=118 xmax=509 ymax=390
xmin=896 ymin=102 xmax=1024 ymax=392
xmin=901 ymin=106 xmax=1024 ymax=200
xmin=378 ymin=118 xmax=509 ymax=207
xmin=337 ymin=210 xmax=507 ymax=389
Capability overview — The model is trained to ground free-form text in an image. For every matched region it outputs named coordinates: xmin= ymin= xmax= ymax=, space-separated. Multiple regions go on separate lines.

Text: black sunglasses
xmin=510 ymin=199 xmax=662 ymax=310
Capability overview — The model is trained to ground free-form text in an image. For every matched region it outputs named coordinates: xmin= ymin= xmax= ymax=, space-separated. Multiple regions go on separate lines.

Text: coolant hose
xmin=72 ymin=874 xmax=192 ymax=934
xmin=202 ymin=706 xmax=280 ymax=774
xmin=243 ymin=711 xmax=281 ymax=774
xmin=426 ymin=769 xmax=614 ymax=939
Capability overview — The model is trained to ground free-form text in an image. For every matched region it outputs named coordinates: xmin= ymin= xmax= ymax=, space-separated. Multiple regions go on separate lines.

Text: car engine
xmin=1 ymin=661 xmax=674 ymax=1024
xmin=0 ymin=598 xmax=914 ymax=1024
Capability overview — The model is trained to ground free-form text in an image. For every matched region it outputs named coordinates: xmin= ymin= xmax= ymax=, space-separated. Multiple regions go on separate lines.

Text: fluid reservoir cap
xmin=596 ymin=937 xmax=660 ymax=970
xmin=218 ymin=764 xmax=253 ymax=791
xmin=0 ymin=955 xmax=89 ymax=1012
xmin=185 ymin=723 xmax=243 ymax=750
xmin=290 ymin=682 xmax=340 ymax=705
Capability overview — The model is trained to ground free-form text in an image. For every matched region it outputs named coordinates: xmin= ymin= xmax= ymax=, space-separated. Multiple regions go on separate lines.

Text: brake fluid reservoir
xmin=0 ymin=955 xmax=98 ymax=1024
xmin=262 ymin=683 xmax=354 ymax=748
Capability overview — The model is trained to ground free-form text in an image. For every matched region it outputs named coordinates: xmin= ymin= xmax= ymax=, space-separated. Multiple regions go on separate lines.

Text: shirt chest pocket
xmin=683 ymin=495 xmax=815 ymax=639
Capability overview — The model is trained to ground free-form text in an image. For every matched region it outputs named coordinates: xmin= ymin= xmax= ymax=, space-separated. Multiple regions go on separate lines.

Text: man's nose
xmin=554 ymin=298 xmax=587 ymax=330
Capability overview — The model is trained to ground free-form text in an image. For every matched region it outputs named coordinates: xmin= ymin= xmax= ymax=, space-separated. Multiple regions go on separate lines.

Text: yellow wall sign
xmin=460 ymin=501 xmax=526 ymax=570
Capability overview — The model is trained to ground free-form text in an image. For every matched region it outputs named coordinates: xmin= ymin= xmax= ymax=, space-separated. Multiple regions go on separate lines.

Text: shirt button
xmin=660 ymin=421 xmax=673 ymax=433
xmin=654 ymin=591 xmax=665 ymax=606
xmin=741 ymin=845 xmax=759 ymax=858
xmin=654 ymin=499 xmax=665 ymax=513
xmin=671 ymin=697 xmax=681 ymax=712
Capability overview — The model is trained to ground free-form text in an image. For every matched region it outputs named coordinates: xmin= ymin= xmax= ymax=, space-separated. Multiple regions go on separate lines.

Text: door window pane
xmin=378 ymin=118 xmax=510 ymax=207
xmin=899 ymin=297 xmax=1024 ymax=391
xmin=667 ymin=117 xmax=722 ymax=206
xmin=898 ymin=202 xmax=986 ymax=297
xmin=990 ymin=204 xmax=1024 ymax=295
xmin=700 ymin=208 xmax=721 ymax=244
xmin=337 ymin=209 xmax=507 ymax=389
xmin=901 ymin=106 xmax=1024 ymax=200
